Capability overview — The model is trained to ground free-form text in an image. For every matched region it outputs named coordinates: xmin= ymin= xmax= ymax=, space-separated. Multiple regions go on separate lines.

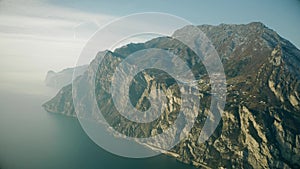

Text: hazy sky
xmin=49 ymin=0 xmax=300 ymax=47
xmin=0 ymin=0 xmax=299 ymax=93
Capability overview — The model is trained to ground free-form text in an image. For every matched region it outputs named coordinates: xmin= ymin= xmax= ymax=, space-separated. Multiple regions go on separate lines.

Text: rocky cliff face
xmin=43 ymin=22 xmax=300 ymax=168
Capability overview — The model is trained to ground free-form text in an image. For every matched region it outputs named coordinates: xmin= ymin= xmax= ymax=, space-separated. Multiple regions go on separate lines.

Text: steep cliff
xmin=43 ymin=22 xmax=300 ymax=168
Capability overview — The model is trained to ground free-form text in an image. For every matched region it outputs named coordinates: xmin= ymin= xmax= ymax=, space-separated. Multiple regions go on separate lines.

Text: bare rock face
xmin=43 ymin=22 xmax=300 ymax=168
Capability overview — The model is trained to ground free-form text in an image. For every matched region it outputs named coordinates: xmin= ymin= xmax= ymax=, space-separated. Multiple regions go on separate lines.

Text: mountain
xmin=42 ymin=22 xmax=300 ymax=168
xmin=45 ymin=65 xmax=88 ymax=89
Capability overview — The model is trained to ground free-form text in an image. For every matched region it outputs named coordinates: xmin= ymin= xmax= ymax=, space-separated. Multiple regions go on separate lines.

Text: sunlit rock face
xmin=43 ymin=22 xmax=300 ymax=168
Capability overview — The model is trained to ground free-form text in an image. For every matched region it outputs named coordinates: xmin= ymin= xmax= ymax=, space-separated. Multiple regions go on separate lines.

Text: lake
xmin=0 ymin=87 xmax=197 ymax=169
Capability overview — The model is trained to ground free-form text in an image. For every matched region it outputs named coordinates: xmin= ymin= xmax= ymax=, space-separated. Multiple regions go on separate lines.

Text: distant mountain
xmin=45 ymin=65 xmax=88 ymax=89
xmin=43 ymin=22 xmax=300 ymax=168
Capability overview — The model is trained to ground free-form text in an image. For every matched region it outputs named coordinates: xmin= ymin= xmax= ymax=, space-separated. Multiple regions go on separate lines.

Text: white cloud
xmin=0 ymin=0 xmax=116 ymax=74
xmin=0 ymin=0 xmax=116 ymax=93
xmin=0 ymin=0 xmax=115 ymax=40
xmin=0 ymin=1 xmax=188 ymax=94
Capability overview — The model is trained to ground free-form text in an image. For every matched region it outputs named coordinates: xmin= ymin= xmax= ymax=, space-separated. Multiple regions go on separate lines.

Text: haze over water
xmin=0 ymin=77 xmax=197 ymax=169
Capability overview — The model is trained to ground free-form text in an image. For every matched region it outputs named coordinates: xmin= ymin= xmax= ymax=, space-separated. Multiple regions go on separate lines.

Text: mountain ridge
xmin=45 ymin=65 xmax=88 ymax=89
xmin=43 ymin=22 xmax=300 ymax=168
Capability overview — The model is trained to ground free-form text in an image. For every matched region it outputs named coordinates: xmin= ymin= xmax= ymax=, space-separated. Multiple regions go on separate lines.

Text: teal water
xmin=0 ymin=90 xmax=197 ymax=169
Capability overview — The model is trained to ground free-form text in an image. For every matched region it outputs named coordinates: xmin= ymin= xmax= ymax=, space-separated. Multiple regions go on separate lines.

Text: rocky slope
xmin=43 ymin=22 xmax=300 ymax=168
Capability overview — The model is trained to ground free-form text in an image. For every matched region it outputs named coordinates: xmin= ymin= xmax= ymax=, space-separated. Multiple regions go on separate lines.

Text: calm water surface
xmin=0 ymin=89 xmax=197 ymax=169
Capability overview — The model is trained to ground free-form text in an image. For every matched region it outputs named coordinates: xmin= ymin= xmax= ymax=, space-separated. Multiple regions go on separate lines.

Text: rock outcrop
xmin=43 ymin=22 xmax=300 ymax=168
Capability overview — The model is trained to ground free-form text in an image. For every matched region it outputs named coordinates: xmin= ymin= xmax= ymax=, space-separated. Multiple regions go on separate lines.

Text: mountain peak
xmin=43 ymin=22 xmax=300 ymax=168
